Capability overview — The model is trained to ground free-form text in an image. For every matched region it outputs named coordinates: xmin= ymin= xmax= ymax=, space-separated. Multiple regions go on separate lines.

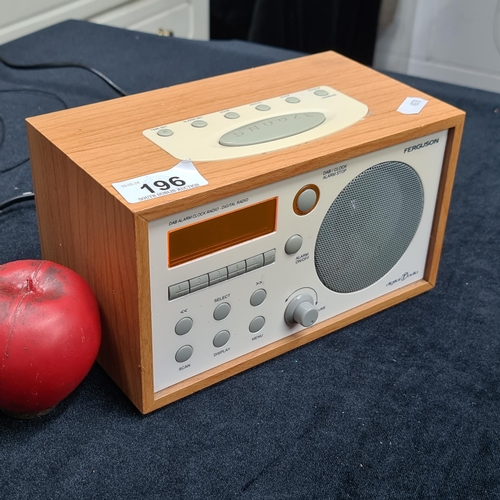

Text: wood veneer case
xmin=26 ymin=52 xmax=465 ymax=413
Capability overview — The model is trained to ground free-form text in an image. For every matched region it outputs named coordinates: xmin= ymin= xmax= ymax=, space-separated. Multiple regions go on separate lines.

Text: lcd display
xmin=168 ymin=198 xmax=277 ymax=267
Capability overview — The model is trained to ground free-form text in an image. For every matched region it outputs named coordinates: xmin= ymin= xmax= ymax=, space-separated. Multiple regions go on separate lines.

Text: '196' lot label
xmin=112 ymin=160 xmax=208 ymax=204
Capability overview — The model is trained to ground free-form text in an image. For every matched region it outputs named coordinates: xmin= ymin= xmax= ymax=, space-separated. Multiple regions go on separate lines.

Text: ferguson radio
xmin=27 ymin=52 xmax=465 ymax=413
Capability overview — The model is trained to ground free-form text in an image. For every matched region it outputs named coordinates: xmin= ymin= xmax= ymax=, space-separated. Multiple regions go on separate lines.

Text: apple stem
xmin=26 ymin=277 xmax=34 ymax=293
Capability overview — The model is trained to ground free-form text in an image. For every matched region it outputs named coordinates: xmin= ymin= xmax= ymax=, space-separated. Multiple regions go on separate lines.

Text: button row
xmin=174 ymin=288 xmax=267 ymax=338
xmin=156 ymin=89 xmax=330 ymax=137
xmin=169 ymin=249 xmax=276 ymax=300
xmin=175 ymin=314 xmax=266 ymax=363
xmin=175 ymin=288 xmax=267 ymax=341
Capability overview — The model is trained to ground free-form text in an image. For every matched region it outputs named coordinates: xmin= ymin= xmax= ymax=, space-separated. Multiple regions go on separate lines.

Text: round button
xmin=249 ymin=316 xmax=265 ymax=333
xmin=174 ymin=317 xmax=193 ymax=336
xmin=191 ymin=120 xmax=207 ymax=128
xmin=255 ymin=104 xmax=270 ymax=111
xmin=285 ymin=234 xmax=303 ymax=255
xmin=175 ymin=345 xmax=193 ymax=363
xmin=314 ymin=89 xmax=328 ymax=96
xmin=157 ymin=128 xmax=173 ymax=137
xmin=296 ymin=188 xmax=318 ymax=213
xmin=213 ymin=330 xmax=230 ymax=348
xmin=285 ymin=96 xmax=300 ymax=103
xmin=224 ymin=112 xmax=240 ymax=119
xmin=214 ymin=302 xmax=231 ymax=320
xmin=250 ymin=289 xmax=267 ymax=306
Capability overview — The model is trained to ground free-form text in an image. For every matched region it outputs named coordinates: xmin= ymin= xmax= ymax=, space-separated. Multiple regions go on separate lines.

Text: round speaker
xmin=314 ymin=161 xmax=424 ymax=293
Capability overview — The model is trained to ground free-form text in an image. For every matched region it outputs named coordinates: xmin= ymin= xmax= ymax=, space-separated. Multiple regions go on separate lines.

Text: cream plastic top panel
xmin=142 ymin=86 xmax=369 ymax=161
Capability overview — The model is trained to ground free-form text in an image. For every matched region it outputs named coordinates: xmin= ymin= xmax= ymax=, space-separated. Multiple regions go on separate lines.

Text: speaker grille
xmin=315 ymin=161 xmax=424 ymax=293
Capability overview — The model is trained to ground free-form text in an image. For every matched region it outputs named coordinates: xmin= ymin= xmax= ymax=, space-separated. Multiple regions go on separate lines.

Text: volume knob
xmin=284 ymin=293 xmax=319 ymax=327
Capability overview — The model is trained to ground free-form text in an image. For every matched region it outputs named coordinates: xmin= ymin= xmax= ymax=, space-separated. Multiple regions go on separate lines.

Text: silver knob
xmin=284 ymin=293 xmax=319 ymax=327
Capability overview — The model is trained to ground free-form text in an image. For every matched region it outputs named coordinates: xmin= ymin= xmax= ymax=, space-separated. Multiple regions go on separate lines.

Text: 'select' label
xmin=112 ymin=160 xmax=208 ymax=204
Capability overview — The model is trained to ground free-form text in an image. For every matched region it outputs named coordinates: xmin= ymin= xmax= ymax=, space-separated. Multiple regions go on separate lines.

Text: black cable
xmin=0 ymin=157 xmax=30 ymax=174
xmin=0 ymin=192 xmax=34 ymax=212
xmin=0 ymin=88 xmax=69 ymax=173
xmin=0 ymin=54 xmax=129 ymax=209
xmin=0 ymin=87 xmax=69 ymax=110
xmin=0 ymin=55 xmax=129 ymax=97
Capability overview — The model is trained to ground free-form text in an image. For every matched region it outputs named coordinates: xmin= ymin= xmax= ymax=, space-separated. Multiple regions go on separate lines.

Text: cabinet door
xmin=0 ymin=0 xmax=129 ymax=45
xmin=89 ymin=0 xmax=209 ymax=40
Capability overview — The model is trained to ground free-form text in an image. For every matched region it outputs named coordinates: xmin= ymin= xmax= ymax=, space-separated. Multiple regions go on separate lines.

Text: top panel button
xmin=285 ymin=96 xmax=300 ymax=103
xmin=255 ymin=104 xmax=271 ymax=111
xmin=157 ymin=128 xmax=173 ymax=137
xmin=219 ymin=112 xmax=326 ymax=148
xmin=191 ymin=120 xmax=207 ymax=128
xmin=314 ymin=89 xmax=329 ymax=96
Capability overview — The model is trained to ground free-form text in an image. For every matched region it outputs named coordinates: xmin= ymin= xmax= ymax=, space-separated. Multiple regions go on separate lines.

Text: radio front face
xmin=148 ymin=130 xmax=448 ymax=393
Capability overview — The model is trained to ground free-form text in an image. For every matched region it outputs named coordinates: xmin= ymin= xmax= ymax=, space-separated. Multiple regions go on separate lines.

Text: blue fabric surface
xmin=1 ymin=20 xmax=499 ymax=500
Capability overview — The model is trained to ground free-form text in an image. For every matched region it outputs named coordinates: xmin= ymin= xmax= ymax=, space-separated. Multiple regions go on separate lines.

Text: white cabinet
xmin=0 ymin=0 xmax=209 ymax=45
xmin=89 ymin=0 xmax=209 ymax=40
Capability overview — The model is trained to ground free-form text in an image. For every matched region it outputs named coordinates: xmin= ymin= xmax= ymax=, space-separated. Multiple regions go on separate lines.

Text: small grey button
xmin=250 ymin=289 xmax=267 ymax=307
xmin=296 ymin=188 xmax=318 ymax=213
xmin=209 ymin=267 xmax=228 ymax=285
xmin=249 ymin=316 xmax=265 ymax=333
xmin=213 ymin=330 xmax=230 ymax=348
xmin=314 ymin=89 xmax=329 ymax=96
xmin=285 ymin=234 xmax=303 ymax=255
xmin=285 ymin=96 xmax=300 ymax=103
xmin=227 ymin=261 xmax=246 ymax=278
xmin=255 ymin=104 xmax=271 ymax=111
xmin=263 ymin=249 xmax=276 ymax=266
xmin=246 ymin=254 xmax=264 ymax=271
xmin=169 ymin=281 xmax=190 ymax=300
xmin=189 ymin=274 xmax=208 ymax=292
xmin=224 ymin=112 xmax=240 ymax=119
xmin=175 ymin=345 xmax=193 ymax=363
xmin=157 ymin=128 xmax=173 ymax=137
xmin=175 ymin=317 xmax=193 ymax=336
xmin=191 ymin=120 xmax=207 ymax=128
xmin=214 ymin=302 xmax=231 ymax=320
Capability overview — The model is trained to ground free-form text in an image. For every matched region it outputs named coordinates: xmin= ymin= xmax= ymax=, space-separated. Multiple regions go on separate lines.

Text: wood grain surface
xmin=26 ymin=51 xmax=465 ymax=413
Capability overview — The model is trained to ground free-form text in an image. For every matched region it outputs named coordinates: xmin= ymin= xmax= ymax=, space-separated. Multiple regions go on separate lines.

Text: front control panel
xmin=148 ymin=130 xmax=448 ymax=393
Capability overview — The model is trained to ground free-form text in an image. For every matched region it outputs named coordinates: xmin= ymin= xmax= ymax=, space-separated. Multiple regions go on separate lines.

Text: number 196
xmin=140 ymin=176 xmax=186 ymax=193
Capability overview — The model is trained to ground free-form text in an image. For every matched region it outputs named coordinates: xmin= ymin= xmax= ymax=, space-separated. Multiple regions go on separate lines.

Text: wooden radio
xmin=26 ymin=52 xmax=464 ymax=413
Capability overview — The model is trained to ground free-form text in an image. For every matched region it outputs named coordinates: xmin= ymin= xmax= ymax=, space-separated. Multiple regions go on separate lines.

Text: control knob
xmin=284 ymin=293 xmax=319 ymax=327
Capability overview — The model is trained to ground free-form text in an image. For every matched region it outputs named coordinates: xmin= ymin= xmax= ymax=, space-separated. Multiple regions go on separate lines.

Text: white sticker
xmin=397 ymin=97 xmax=428 ymax=115
xmin=112 ymin=160 xmax=208 ymax=204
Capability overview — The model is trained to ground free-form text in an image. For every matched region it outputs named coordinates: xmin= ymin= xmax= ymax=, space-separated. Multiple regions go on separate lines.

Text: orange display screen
xmin=168 ymin=198 xmax=277 ymax=267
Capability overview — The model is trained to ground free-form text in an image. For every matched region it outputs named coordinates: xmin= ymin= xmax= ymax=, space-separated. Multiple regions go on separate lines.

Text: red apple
xmin=0 ymin=260 xmax=101 ymax=418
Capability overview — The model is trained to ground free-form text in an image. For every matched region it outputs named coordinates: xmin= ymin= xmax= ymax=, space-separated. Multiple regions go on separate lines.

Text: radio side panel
xmin=424 ymin=123 xmax=465 ymax=286
xmin=26 ymin=122 xmax=153 ymax=411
